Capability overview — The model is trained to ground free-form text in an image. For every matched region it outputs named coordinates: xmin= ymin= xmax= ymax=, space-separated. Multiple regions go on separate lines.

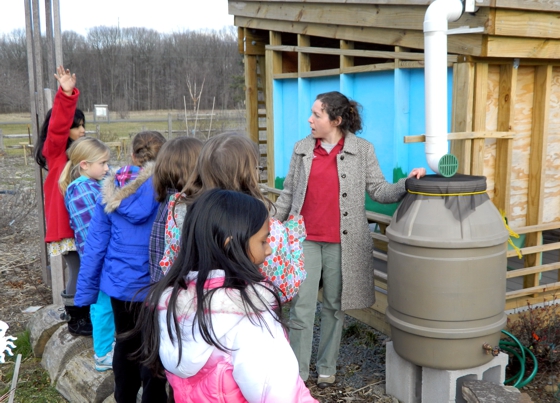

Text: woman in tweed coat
xmin=274 ymin=91 xmax=426 ymax=387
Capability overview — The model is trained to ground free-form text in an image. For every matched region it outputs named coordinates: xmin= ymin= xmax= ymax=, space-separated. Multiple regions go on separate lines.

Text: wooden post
xmin=266 ymin=31 xmax=282 ymax=190
xmin=0 ymin=129 xmax=3 ymax=152
xmin=25 ymin=0 xmax=49 ymax=287
xmin=167 ymin=113 xmax=172 ymax=139
xmin=341 ymin=40 xmax=354 ymax=69
xmin=470 ymin=63 xmax=488 ymax=176
xmin=298 ymin=34 xmax=311 ymax=74
xmin=524 ymin=65 xmax=552 ymax=290
xmin=493 ymin=63 xmax=517 ymax=217
xmin=450 ymin=62 xmax=475 ymax=175
xmin=244 ymin=54 xmax=259 ymax=144
xmin=44 ymin=0 xmax=56 ymax=91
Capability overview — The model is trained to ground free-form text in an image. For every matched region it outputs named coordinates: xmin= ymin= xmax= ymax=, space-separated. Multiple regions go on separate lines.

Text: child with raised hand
xmin=160 ymin=132 xmax=306 ymax=303
xmin=149 ymin=136 xmax=202 ymax=283
xmin=59 ymin=137 xmax=115 ymax=371
xmin=75 ymin=131 xmax=168 ymax=402
xmin=139 ymin=188 xmax=318 ymax=403
xmin=34 ymin=65 xmax=89 ymax=335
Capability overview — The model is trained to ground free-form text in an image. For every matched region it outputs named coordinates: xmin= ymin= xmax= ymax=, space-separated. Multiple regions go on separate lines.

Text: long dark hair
xmin=34 ymin=107 xmax=86 ymax=170
xmin=137 ymin=189 xmax=282 ymax=374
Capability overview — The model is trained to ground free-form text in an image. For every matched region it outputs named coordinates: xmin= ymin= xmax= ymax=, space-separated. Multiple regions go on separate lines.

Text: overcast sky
xmin=1 ymin=0 xmax=234 ymax=36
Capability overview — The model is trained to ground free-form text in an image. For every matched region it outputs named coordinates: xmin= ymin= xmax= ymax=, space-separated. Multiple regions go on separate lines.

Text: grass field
xmin=0 ymin=109 xmax=246 ymax=157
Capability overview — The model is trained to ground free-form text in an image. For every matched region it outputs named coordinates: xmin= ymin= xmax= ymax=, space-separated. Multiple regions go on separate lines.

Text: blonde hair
xmin=180 ymin=132 xmax=272 ymax=210
xmin=58 ymin=137 xmax=110 ymax=195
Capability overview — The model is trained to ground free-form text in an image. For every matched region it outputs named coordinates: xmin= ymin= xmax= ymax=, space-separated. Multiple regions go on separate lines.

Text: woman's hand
xmin=54 ymin=65 xmax=76 ymax=96
xmin=407 ymin=167 xmax=426 ymax=179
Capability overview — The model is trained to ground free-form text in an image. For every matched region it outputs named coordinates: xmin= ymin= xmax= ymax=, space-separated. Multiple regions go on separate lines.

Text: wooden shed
xmin=230 ymin=0 xmax=560 ymax=333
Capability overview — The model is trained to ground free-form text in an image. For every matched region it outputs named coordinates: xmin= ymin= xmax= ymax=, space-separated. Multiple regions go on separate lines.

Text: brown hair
xmin=58 ymin=137 xmax=110 ymax=195
xmin=179 ymin=132 xmax=272 ymax=210
xmin=131 ymin=131 xmax=167 ymax=166
xmin=152 ymin=136 xmax=203 ymax=202
xmin=316 ymin=91 xmax=362 ymax=134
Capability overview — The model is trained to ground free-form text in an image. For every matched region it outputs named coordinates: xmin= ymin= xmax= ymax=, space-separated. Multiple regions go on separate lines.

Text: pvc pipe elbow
xmin=424 ymin=0 xmax=463 ymax=33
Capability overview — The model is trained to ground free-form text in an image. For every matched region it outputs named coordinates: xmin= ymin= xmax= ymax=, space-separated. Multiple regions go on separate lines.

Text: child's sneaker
xmin=94 ymin=351 xmax=113 ymax=372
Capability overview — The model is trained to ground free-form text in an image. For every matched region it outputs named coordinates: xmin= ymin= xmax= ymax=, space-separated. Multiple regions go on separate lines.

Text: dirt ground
xmin=0 ymin=151 xmax=557 ymax=403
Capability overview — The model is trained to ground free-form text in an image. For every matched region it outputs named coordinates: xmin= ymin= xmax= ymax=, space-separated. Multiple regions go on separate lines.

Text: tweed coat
xmin=274 ymin=133 xmax=406 ymax=311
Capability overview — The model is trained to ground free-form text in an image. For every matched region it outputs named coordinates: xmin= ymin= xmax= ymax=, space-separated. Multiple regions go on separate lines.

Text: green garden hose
xmin=500 ymin=329 xmax=538 ymax=388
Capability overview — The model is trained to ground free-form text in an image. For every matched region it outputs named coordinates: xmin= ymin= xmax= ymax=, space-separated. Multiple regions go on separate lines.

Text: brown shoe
xmin=317 ymin=375 xmax=335 ymax=389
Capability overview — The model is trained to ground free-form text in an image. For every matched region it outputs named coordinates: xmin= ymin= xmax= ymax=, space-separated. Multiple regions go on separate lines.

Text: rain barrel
xmin=385 ymin=174 xmax=509 ymax=370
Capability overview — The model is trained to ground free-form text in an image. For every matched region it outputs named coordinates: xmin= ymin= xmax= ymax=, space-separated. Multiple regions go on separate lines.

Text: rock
xmin=56 ymin=349 xmax=114 ymax=403
xmin=102 ymin=394 xmax=116 ymax=403
xmin=41 ymin=324 xmax=93 ymax=383
xmin=27 ymin=304 xmax=67 ymax=357
xmin=462 ymin=380 xmax=533 ymax=403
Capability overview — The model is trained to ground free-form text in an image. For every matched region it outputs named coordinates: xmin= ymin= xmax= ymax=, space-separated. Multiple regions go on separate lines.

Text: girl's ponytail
xmin=58 ymin=160 xmax=75 ymax=195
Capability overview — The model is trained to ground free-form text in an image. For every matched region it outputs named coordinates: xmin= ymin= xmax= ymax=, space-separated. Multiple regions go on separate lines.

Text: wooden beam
xmin=243 ymin=28 xmax=267 ymax=56
xmin=234 ymin=16 xmax=484 ymax=56
xmin=471 ymin=63 xmax=488 ymax=176
xmin=524 ymin=65 xmax=552 ymax=289
xmin=506 ymin=280 xmax=560 ymax=299
xmin=507 ymin=242 xmax=560 ymax=258
xmin=493 ymin=9 xmax=560 ymax=39
xmin=459 ymin=55 xmax=560 ymax=67
xmin=264 ymin=45 xmax=458 ymax=63
xmin=300 ymin=69 xmax=340 ymax=78
xmin=230 ymin=2 xmax=488 ymax=33
xmin=266 ymin=31 xmax=282 ymax=188
xmin=493 ymin=63 xmax=517 ymax=216
xmin=511 ymin=221 xmax=560 ymax=235
xmin=485 ymin=36 xmax=560 ymax=58
xmin=506 ymin=261 xmax=560 ymax=279
xmin=451 ymin=62 xmax=475 ymax=174
xmin=404 ymin=131 xmax=514 ymax=143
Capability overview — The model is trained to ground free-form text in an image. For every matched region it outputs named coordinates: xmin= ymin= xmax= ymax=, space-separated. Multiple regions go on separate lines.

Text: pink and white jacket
xmin=158 ymin=270 xmax=318 ymax=403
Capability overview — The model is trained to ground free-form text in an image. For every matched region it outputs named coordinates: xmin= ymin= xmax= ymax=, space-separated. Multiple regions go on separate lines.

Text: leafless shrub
xmin=0 ymin=181 xmax=36 ymax=238
xmin=507 ymin=296 xmax=560 ymax=369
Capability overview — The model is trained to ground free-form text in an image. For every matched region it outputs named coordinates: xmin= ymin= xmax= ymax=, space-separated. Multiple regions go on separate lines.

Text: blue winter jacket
xmin=75 ymin=162 xmax=159 ymax=306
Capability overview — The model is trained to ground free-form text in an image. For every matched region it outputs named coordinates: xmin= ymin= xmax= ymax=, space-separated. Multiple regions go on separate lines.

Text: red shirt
xmin=300 ymin=138 xmax=344 ymax=243
xmin=42 ymin=87 xmax=80 ymax=243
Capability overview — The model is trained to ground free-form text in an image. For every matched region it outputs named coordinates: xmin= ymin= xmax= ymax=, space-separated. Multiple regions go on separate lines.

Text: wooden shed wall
xmin=479 ymin=66 xmax=560 ymax=227
xmin=231 ymin=0 xmax=560 ymax=331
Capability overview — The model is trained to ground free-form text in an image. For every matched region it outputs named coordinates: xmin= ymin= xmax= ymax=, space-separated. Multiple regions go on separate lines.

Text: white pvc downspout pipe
xmin=424 ymin=0 xmax=463 ymax=174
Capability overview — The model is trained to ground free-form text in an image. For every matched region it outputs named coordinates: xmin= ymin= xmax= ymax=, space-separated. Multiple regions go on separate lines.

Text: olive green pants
xmin=289 ymin=240 xmax=344 ymax=381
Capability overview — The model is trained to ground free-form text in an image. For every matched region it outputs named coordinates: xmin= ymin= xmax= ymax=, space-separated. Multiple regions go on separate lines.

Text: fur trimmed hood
xmin=102 ymin=161 xmax=155 ymax=213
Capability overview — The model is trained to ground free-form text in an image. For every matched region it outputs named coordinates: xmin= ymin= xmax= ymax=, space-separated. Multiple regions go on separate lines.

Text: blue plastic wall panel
xmin=273 ymin=68 xmax=454 ymax=194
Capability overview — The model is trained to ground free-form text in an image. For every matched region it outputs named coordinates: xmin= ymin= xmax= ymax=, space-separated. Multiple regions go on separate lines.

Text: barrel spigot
xmin=482 ymin=343 xmax=500 ymax=356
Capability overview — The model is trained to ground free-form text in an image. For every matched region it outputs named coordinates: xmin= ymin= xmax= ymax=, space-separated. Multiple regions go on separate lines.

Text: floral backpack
xmin=160 ymin=193 xmax=307 ymax=302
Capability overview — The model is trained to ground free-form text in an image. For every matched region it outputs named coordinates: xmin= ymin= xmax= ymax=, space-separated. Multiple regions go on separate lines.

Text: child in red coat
xmin=34 ymin=65 xmax=91 ymax=336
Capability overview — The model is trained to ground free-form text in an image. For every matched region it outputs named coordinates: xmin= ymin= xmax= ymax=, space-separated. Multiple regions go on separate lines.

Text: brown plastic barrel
xmin=385 ymin=174 xmax=509 ymax=370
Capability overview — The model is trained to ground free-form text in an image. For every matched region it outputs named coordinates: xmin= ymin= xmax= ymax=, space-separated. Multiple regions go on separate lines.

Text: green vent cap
xmin=438 ymin=154 xmax=459 ymax=177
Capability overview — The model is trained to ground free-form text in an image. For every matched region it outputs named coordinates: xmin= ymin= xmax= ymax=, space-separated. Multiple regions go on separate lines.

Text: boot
xmin=66 ymin=305 xmax=93 ymax=337
xmin=61 ymin=290 xmax=93 ymax=337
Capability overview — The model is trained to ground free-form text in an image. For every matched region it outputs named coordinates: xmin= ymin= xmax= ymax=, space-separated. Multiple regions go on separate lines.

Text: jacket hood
xmin=102 ymin=162 xmax=154 ymax=214
xmin=158 ymin=270 xmax=276 ymax=378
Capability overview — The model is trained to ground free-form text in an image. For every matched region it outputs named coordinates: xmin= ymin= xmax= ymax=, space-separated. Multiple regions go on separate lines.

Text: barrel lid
xmin=406 ymin=174 xmax=487 ymax=195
